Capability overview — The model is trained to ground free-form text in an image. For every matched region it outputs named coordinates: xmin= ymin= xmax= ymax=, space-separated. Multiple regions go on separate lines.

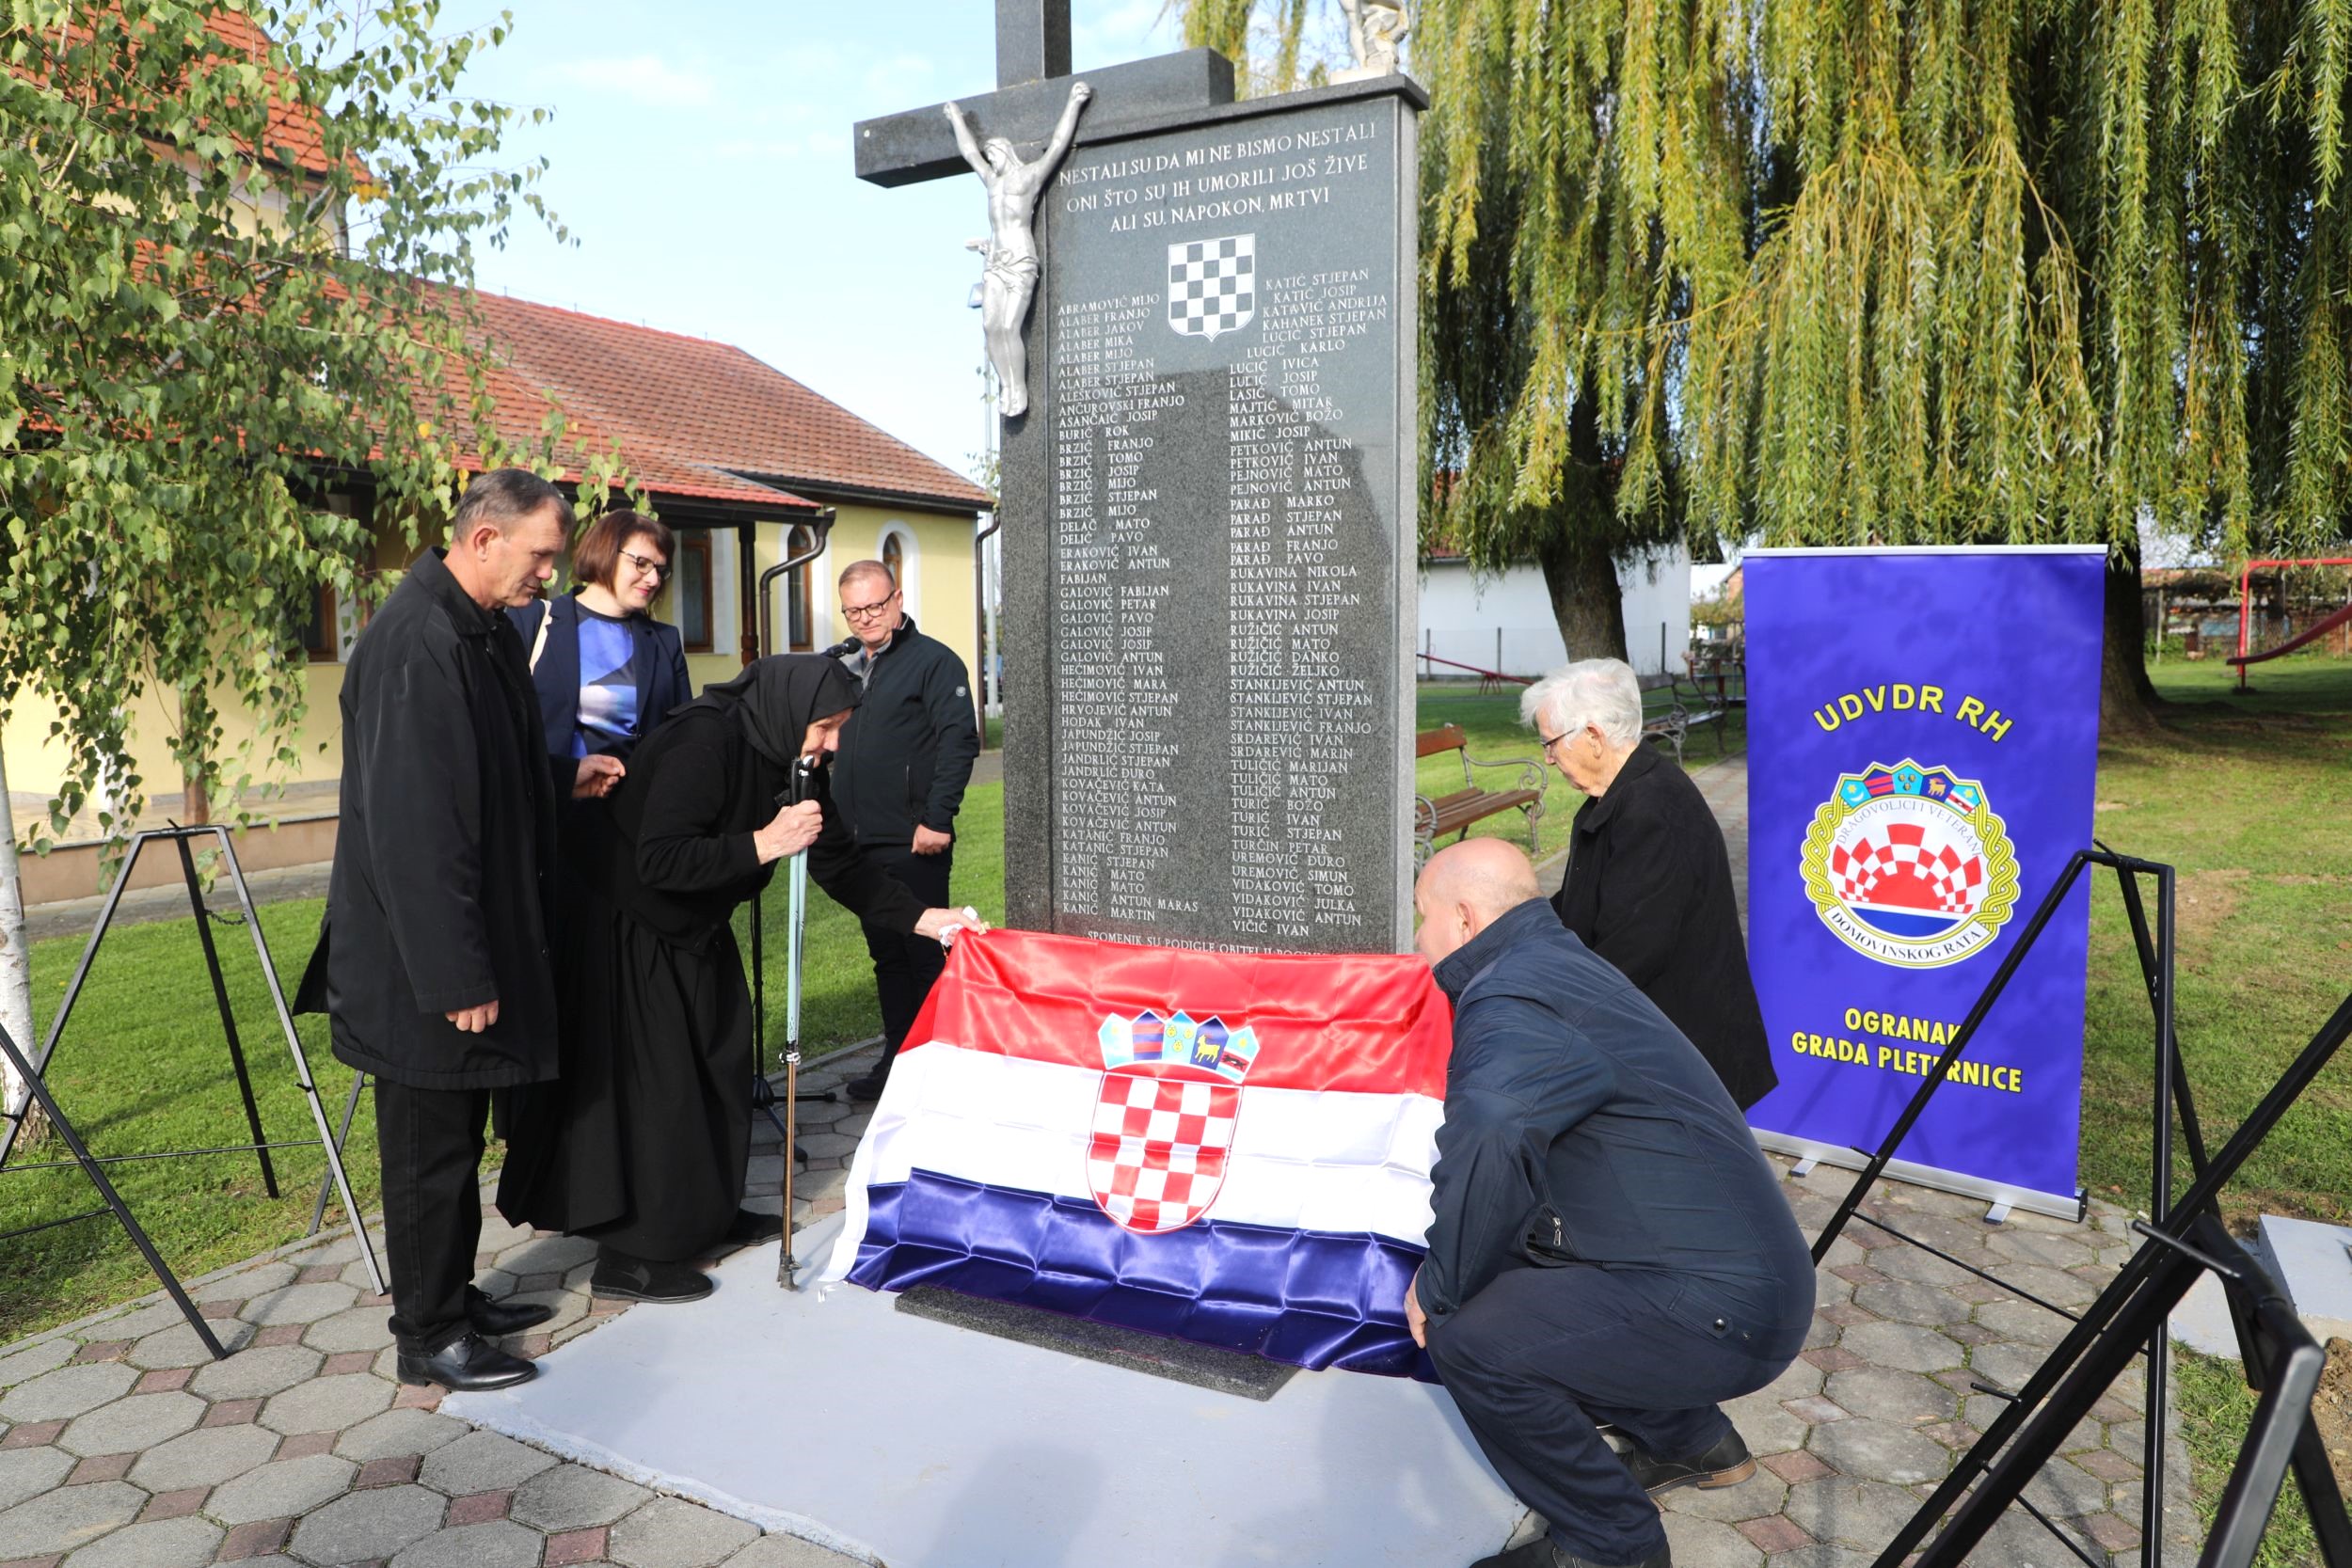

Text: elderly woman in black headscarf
xmin=500 ymin=655 xmax=970 ymax=1304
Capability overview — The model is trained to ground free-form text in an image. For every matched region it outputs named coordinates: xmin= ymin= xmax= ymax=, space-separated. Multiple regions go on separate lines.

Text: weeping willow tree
xmin=1182 ymin=0 xmax=2352 ymax=719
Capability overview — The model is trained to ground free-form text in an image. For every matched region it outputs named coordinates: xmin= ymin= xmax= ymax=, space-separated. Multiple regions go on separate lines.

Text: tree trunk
xmin=1535 ymin=526 xmax=1630 ymax=665
xmin=0 ymin=744 xmax=47 ymax=1153
xmin=2101 ymin=542 xmax=2166 ymax=733
xmin=183 ymin=770 xmax=210 ymax=827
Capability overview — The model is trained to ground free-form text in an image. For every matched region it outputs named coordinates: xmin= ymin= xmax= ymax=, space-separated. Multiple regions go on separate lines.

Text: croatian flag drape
xmin=818 ymin=929 xmax=1453 ymax=1376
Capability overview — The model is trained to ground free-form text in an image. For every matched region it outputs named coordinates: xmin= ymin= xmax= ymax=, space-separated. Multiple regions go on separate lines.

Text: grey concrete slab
xmin=129 ymin=1422 xmax=281 ymax=1492
xmin=0 ymin=1444 xmax=74 ymax=1510
xmin=447 ymin=1228 xmax=1522 ymax=1567
xmin=56 ymin=1514 xmax=221 ymax=1568
xmin=0 ymin=1360 xmax=140 ymax=1422
xmin=2258 ymin=1213 xmax=2352 ymax=1343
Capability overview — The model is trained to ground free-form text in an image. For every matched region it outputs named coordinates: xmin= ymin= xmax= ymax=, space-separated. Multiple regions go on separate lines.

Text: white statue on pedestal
xmin=1335 ymin=0 xmax=1409 ymax=80
xmin=945 ymin=80 xmax=1093 ymax=420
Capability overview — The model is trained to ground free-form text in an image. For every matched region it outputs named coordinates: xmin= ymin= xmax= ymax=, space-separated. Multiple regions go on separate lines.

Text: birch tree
xmin=0 ymin=0 xmax=611 ymax=1144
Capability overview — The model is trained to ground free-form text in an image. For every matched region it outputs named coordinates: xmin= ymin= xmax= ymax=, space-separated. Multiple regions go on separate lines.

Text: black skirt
xmin=498 ymin=883 xmax=752 ymax=1263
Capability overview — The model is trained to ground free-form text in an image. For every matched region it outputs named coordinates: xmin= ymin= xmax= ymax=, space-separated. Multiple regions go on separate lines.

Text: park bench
xmin=1413 ymin=724 xmax=1548 ymax=866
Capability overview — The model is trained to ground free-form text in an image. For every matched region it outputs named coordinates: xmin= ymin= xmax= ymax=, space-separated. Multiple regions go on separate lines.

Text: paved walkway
xmin=1 ymin=751 xmax=2198 ymax=1567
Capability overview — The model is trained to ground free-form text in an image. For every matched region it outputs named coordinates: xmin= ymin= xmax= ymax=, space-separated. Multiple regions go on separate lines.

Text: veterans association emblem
xmin=1801 ymin=760 xmax=2021 ymax=969
xmin=1087 ymin=1009 xmax=1260 ymax=1234
xmin=1168 ymin=234 xmax=1256 ymax=341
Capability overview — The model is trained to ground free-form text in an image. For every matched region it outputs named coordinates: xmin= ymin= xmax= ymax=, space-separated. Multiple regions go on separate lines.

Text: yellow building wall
xmin=667 ymin=502 xmax=983 ymax=699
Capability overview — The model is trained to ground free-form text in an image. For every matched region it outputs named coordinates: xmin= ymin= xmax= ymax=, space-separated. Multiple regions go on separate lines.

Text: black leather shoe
xmin=1620 ymin=1425 xmax=1756 ymax=1496
xmin=397 ymin=1331 xmax=537 ymax=1392
xmin=1470 ymin=1538 xmax=1672 ymax=1568
xmin=844 ymin=1066 xmax=892 ymax=1102
xmin=591 ymin=1250 xmax=714 ymax=1304
xmin=466 ymin=1294 xmax=556 ymax=1338
xmin=725 ymin=1208 xmax=785 ymax=1244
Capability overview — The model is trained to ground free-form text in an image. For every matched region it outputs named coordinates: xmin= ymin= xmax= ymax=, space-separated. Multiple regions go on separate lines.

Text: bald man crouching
xmin=1410 ymin=841 xmax=1815 ymax=1568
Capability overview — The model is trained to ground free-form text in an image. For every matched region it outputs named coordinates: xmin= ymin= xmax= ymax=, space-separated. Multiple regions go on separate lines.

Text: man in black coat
xmin=1408 ymin=840 xmax=1815 ymax=1568
xmin=824 ymin=561 xmax=980 ymax=1102
xmin=1528 ymin=657 xmax=1777 ymax=1108
xmin=299 ymin=468 xmax=622 ymax=1392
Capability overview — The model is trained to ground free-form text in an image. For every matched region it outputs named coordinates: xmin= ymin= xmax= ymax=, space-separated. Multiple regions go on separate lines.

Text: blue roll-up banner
xmin=1742 ymin=547 xmax=2105 ymax=1217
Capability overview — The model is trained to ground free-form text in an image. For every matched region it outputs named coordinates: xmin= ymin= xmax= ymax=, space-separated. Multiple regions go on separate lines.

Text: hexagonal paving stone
xmin=723 ymin=1533 xmax=873 ymax=1567
xmin=59 ymin=1390 xmax=204 ymax=1456
xmin=126 ymin=1321 xmax=255 ymax=1370
xmin=82 ymin=1302 xmax=195 ymax=1343
xmin=206 ymin=1451 xmax=359 ymax=1524
xmin=511 ymin=1464 xmax=652 ymax=1531
xmin=0 ymin=1360 xmax=139 ymax=1422
xmin=1985 ymin=1228 xmax=2099 ymax=1272
xmin=1835 ymin=1322 xmax=1963 ymax=1374
xmin=1776 ymin=1477 xmax=1926 ymax=1549
xmin=2020 ymin=1454 xmax=2110 ymax=1519
xmin=304 ymin=1306 xmax=397 ymax=1354
xmin=1849 ymin=1279 xmax=1972 ymax=1326
xmin=1990 ymin=1264 xmax=2099 ymax=1310
xmin=418 ymin=1430 xmax=559 ymax=1495
xmin=389 ymin=1518 xmax=544 ymax=1568
xmin=1661 ymin=1466 xmax=1788 ymax=1525
xmin=240 ymin=1281 xmax=359 ymax=1327
xmin=1963 ymin=1341 xmax=2052 ymax=1395
xmin=55 ymin=1514 xmax=222 ymax=1568
xmin=286 ymin=1481 xmax=448 ymax=1563
xmin=1806 ymin=1418 xmax=1953 ymax=1486
xmin=0 ymin=1338 xmax=74 ymax=1388
xmin=609 ymin=1496 xmax=760 ymax=1567
xmin=1721 ymin=1388 xmax=1810 ymax=1459
xmin=189 ymin=1345 xmax=326 ymax=1402
xmin=128 ymin=1422 xmax=282 ymax=1493
xmin=0 ymin=1444 xmax=74 ymax=1510
xmin=1968 ymin=1297 xmax=2071 ymax=1348
xmin=194 ymin=1261 xmax=297 ymax=1308
xmin=0 ymin=1478 xmax=145 ymax=1558
xmin=336 ymin=1406 xmax=469 ymax=1463
xmin=259 ymin=1371 xmax=392 ymax=1434
xmin=490 ymin=1234 xmax=597 ymax=1275
xmin=1820 ymin=1368 xmax=1957 ymax=1427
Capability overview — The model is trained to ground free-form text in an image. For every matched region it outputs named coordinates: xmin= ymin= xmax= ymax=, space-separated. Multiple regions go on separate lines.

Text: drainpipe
xmin=759 ymin=509 xmax=837 ymax=657
xmin=973 ymin=510 xmax=1001 ymax=742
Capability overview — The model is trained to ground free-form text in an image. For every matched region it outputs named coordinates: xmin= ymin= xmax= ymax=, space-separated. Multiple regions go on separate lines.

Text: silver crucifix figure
xmin=945 ymin=78 xmax=1092 ymax=419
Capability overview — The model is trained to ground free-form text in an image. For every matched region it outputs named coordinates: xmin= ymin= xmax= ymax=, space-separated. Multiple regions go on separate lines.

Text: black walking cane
xmin=778 ymin=754 xmax=818 ymax=1289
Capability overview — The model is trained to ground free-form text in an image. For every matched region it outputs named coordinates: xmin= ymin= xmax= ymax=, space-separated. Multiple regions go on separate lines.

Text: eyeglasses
xmin=618 ymin=547 xmax=669 ymax=581
xmin=1537 ymin=727 xmax=1581 ymax=755
xmin=841 ymin=588 xmax=900 ymax=623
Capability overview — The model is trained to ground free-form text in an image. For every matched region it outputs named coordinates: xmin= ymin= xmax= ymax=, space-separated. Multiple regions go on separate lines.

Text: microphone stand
xmin=779 ymin=753 xmax=818 ymax=1289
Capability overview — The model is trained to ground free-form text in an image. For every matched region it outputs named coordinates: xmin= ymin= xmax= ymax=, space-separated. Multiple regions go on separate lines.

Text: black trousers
xmin=859 ymin=845 xmax=952 ymax=1073
xmin=1425 ymin=1262 xmax=1808 ymax=1566
xmin=375 ymin=1079 xmax=492 ymax=1354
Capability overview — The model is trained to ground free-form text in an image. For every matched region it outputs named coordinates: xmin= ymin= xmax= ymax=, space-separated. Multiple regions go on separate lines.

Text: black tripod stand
xmin=0 ymin=825 xmax=382 ymax=1360
xmin=1795 ymin=842 xmax=2350 ymax=1565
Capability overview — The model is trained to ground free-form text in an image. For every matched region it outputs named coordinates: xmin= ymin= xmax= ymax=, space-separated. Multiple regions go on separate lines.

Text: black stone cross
xmin=851 ymin=0 xmax=1233 ymax=187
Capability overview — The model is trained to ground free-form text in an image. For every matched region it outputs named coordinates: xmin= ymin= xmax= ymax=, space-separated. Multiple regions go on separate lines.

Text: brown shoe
xmin=1619 ymin=1427 xmax=1755 ymax=1496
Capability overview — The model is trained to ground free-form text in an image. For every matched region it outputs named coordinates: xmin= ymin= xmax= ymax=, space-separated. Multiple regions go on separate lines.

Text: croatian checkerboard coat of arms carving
xmin=1801 ymin=759 xmax=2021 ymax=970
xmin=1086 ymin=1009 xmax=1260 ymax=1234
xmin=1168 ymin=234 xmax=1256 ymax=341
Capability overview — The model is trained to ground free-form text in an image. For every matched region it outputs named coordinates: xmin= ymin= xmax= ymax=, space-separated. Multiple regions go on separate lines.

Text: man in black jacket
xmin=1529 ymin=658 xmax=1776 ymax=1108
xmin=300 ymin=468 xmax=621 ymax=1393
xmin=1408 ymin=840 xmax=1815 ymax=1568
xmin=825 ymin=561 xmax=979 ymax=1102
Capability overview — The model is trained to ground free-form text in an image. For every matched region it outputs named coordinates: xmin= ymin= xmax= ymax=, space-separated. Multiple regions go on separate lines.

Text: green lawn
xmin=2 ymin=664 xmax=2344 ymax=1346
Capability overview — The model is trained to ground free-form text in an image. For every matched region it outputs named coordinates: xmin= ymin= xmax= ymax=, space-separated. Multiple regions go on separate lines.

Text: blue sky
xmin=432 ymin=1 xmax=1189 ymax=488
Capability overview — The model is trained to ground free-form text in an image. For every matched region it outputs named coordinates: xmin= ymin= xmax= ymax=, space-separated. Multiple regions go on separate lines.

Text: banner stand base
xmin=1755 ymin=1130 xmax=2085 ymax=1225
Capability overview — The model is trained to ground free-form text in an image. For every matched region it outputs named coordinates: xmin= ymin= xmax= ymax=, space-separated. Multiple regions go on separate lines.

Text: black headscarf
xmin=669 ymin=654 xmax=862 ymax=769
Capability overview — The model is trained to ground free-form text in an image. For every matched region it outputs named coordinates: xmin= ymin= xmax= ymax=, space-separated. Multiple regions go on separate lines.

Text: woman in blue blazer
xmin=510 ymin=509 xmax=692 ymax=768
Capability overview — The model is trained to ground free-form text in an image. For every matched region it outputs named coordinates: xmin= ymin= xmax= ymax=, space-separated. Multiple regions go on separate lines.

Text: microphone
xmin=819 ymin=636 xmax=860 ymax=658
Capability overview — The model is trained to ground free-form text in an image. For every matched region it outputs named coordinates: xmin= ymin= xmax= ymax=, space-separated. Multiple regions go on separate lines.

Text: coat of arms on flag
xmin=1800 ymin=758 xmax=2021 ymax=969
xmin=820 ymin=929 xmax=1454 ymax=1374
xmin=1088 ymin=1010 xmax=1259 ymax=1233
xmin=1168 ymin=234 xmax=1255 ymax=341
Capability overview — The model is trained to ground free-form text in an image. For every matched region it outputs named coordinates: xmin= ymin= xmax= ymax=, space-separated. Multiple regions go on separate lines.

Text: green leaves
xmin=1191 ymin=0 xmax=2352 ymax=578
xmin=2 ymin=1 xmax=617 ymax=849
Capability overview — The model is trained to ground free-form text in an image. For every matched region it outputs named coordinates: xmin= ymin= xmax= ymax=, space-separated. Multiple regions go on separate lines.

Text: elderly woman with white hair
xmin=1522 ymin=658 xmax=1776 ymax=1109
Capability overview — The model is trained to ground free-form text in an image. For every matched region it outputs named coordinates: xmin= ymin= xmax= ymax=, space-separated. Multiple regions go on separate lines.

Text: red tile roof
xmin=463 ymin=291 xmax=994 ymax=515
